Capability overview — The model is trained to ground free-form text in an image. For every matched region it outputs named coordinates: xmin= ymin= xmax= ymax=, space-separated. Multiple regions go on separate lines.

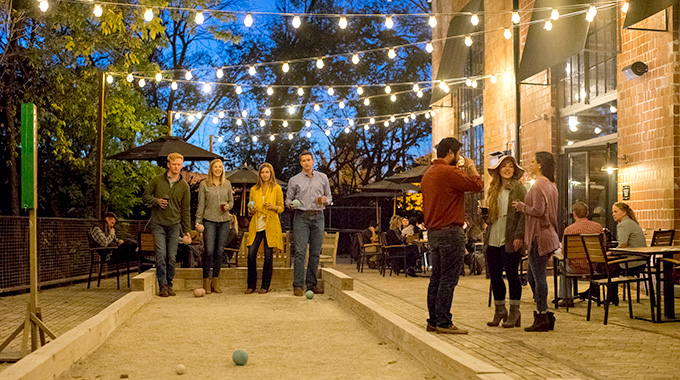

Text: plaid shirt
xmin=90 ymin=226 xmax=116 ymax=247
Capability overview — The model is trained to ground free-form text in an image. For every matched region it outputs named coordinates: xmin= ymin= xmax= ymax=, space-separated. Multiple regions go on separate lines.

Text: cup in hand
xmin=220 ymin=202 xmax=229 ymax=213
xmin=317 ymin=196 xmax=323 ymax=205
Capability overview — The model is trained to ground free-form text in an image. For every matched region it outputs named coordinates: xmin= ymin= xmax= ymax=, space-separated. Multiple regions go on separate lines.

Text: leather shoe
xmin=435 ymin=325 xmax=468 ymax=334
xmin=426 ymin=323 xmax=436 ymax=332
xmin=167 ymin=287 xmax=176 ymax=296
xmin=259 ymin=288 xmax=268 ymax=294
xmin=245 ymin=288 xmax=255 ymax=294
xmin=293 ymin=287 xmax=304 ymax=297
xmin=309 ymin=286 xmax=324 ymax=294
xmin=158 ymin=286 xmax=169 ymax=297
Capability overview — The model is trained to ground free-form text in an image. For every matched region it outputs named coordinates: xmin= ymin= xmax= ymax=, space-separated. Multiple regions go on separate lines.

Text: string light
xmin=155 ymin=73 xmax=162 ymax=82
xmin=297 ymin=87 xmax=304 ymax=96
xmin=292 ymin=15 xmax=301 ymax=28
xmin=470 ymin=14 xmax=479 ymax=26
xmin=364 ymin=125 xmax=369 ymax=131
xmin=410 ymin=113 xmax=416 ymax=120
xmin=349 ymin=119 xmax=354 ymax=126
xmin=550 ymin=8 xmax=559 ymax=20
xmin=236 ymin=118 xmax=242 ymax=126
xmin=325 ymin=129 xmax=331 ymax=136
xmin=344 ymin=127 xmax=350 ymax=133
xmin=202 ymin=83 xmax=211 ymax=93
xmin=352 ymin=54 xmax=360 ymax=65
xmin=288 ymin=133 xmax=294 ymax=140
xmin=138 ymin=78 xmax=146 ymax=87
xmin=185 ymin=71 xmax=193 ymax=80
xmin=622 ymin=2 xmax=629 ymax=13
xmin=106 ymin=74 xmax=114 ymax=84
xmin=144 ymin=8 xmax=153 ymax=22
xmin=314 ymin=104 xmax=321 ymax=112
xmin=174 ymin=112 xmax=180 ymax=120
xmin=439 ymin=81 xmax=450 ymax=92
xmin=244 ymin=14 xmax=253 ymax=27
xmin=511 ymin=11 xmax=520 ymax=24
xmin=338 ymin=16 xmax=348 ymax=29
xmin=490 ymin=74 xmax=497 ymax=84
xmin=404 ymin=117 xmax=409 ymax=123
xmin=217 ymin=136 xmax=223 ymax=142
xmin=363 ymin=98 xmax=370 ymax=106
xmin=388 ymin=49 xmax=396 ymax=59
xmin=235 ymin=85 xmax=242 ymax=94
xmin=383 ymin=120 xmax=389 ymax=127
xmin=356 ymin=87 xmax=364 ymax=95
xmin=390 ymin=94 xmax=396 ymax=102
xmin=252 ymin=136 xmax=258 ymax=142
xmin=282 ymin=62 xmax=290 ymax=72
xmin=316 ymin=58 xmax=324 ymax=69
xmin=216 ymin=68 xmax=224 ymax=78
xmin=265 ymin=108 xmax=271 ymax=116
xmin=385 ymin=85 xmax=391 ymax=94
xmin=212 ymin=117 xmax=219 ymax=124
xmin=465 ymin=79 xmax=472 ymax=87
xmin=327 ymin=87 xmax=335 ymax=96
xmin=93 ymin=4 xmax=103 ymax=17
xmin=306 ymin=131 xmax=312 ymax=138
xmin=464 ymin=36 xmax=472 ymax=46
xmin=267 ymin=87 xmax=274 ymax=96
xmin=305 ymin=120 xmax=311 ymax=127
xmin=425 ymin=43 xmax=434 ymax=53
xmin=370 ymin=117 xmax=375 ymax=124
xmin=288 ymin=106 xmax=296 ymax=114
xmin=339 ymin=101 xmax=346 ymax=109
xmin=385 ymin=16 xmax=394 ymax=29
xmin=235 ymin=136 xmax=240 ymax=142
xmin=260 ymin=119 xmax=265 ymax=126
xmin=195 ymin=12 xmax=205 ymax=25
xmin=504 ymin=28 xmax=511 ymax=39
xmin=429 ymin=15 xmax=437 ymax=28
xmin=282 ymin=120 xmax=288 ymax=127
xmin=219 ymin=111 xmax=225 ymax=118
xmin=424 ymin=112 xmax=430 ymax=119
xmin=327 ymin=120 xmax=333 ymax=127
xmin=586 ymin=6 xmax=597 ymax=22
xmin=248 ymin=66 xmax=256 ymax=76
xmin=412 ymin=83 xmax=419 ymax=92
xmin=390 ymin=115 xmax=396 ymax=122
xmin=241 ymin=110 xmax=248 ymax=117
xmin=171 ymin=81 xmax=178 ymax=90
xmin=471 ymin=80 xmax=478 ymax=88
xmin=39 ymin=1 xmax=49 ymax=12
xmin=188 ymin=114 xmax=195 ymax=122
xmin=417 ymin=90 xmax=423 ymax=98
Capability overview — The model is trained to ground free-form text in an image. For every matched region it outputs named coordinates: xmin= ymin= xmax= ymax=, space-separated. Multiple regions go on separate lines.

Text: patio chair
xmin=650 ymin=229 xmax=677 ymax=321
xmin=554 ymin=234 xmax=593 ymax=311
xmin=137 ymin=231 xmax=156 ymax=273
xmin=379 ymin=232 xmax=407 ymax=277
xmin=223 ymin=230 xmax=242 ymax=268
xmin=356 ymin=233 xmax=382 ymax=274
xmin=87 ymin=232 xmax=131 ymax=290
xmin=581 ymin=233 xmax=653 ymax=325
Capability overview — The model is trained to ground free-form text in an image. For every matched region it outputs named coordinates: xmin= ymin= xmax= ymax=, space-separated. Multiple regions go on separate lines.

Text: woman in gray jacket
xmin=483 ymin=156 xmax=526 ymax=328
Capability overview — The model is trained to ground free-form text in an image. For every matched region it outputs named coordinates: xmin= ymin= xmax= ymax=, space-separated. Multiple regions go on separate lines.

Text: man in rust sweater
xmin=422 ymin=137 xmax=483 ymax=334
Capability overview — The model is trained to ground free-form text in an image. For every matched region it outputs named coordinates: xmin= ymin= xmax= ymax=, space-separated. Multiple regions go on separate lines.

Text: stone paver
xmin=335 ymin=262 xmax=680 ymax=380
xmin=0 ymin=278 xmax=129 ymax=372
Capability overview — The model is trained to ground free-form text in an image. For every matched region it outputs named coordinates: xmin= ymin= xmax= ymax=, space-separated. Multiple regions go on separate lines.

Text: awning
xmin=623 ymin=0 xmax=677 ymax=29
xmin=430 ymin=0 xmax=483 ymax=104
xmin=517 ymin=0 xmax=590 ymax=81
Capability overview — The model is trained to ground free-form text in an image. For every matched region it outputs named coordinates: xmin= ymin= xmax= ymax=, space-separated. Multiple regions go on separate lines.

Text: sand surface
xmin=59 ymin=290 xmax=437 ymax=380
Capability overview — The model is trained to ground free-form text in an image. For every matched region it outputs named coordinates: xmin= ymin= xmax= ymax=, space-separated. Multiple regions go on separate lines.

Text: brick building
xmin=430 ymin=0 xmax=680 ymax=233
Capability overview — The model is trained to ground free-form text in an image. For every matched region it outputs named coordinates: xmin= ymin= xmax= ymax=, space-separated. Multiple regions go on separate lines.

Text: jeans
xmin=426 ymin=227 xmax=465 ymax=327
xmin=487 ymin=245 xmax=522 ymax=301
xmin=293 ymin=211 xmax=324 ymax=289
xmin=247 ymin=230 xmax=273 ymax=290
xmin=203 ymin=220 xmax=230 ymax=279
xmin=150 ymin=223 xmax=180 ymax=288
xmin=527 ymin=242 xmax=551 ymax=313
xmin=558 ymin=260 xmax=574 ymax=299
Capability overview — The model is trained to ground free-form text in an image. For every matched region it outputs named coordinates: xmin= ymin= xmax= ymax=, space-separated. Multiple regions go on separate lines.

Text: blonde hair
xmin=486 ymin=158 xmax=516 ymax=224
xmin=167 ymin=152 xmax=184 ymax=162
xmin=253 ymin=163 xmax=277 ymax=192
xmin=389 ymin=215 xmax=402 ymax=231
xmin=206 ymin=159 xmax=224 ymax=187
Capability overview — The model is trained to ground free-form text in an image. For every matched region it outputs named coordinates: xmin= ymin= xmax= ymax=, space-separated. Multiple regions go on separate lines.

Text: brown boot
xmin=211 ymin=277 xmax=222 ymax=293
xmin=203 ymin=278 xmax=211 ymax=294
xmin=524 ymin=311 xmax=550 ymax=332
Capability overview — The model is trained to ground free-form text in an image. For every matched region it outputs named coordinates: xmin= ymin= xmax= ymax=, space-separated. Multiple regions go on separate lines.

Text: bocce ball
xmin=292 ymin=199 xmax=302 ymax=208
xmin=232 ymin=350 xmax=248 ymax=366
xmin=175 ymin=364 xmax=186 ymax=375
xmin=193 ymin=288 xmax=205 ymax=297
xmin=247 ymin=201 xmax=255 ymax=208
xmin=305 ymin=290 xmax=314 ymax=299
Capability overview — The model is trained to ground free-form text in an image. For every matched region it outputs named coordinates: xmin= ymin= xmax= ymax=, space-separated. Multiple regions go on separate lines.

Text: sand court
xmin=57 ymin=290 xmax=436 ymax=380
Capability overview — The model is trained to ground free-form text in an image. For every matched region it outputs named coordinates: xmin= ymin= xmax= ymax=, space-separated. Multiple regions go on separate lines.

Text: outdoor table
xmin=610 ymin=246 xmax=680 ymax=322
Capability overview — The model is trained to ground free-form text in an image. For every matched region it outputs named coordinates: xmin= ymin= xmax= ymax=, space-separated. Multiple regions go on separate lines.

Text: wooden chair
xmin=650 ymin=229 xmax=677 ymax=321
xmin=581 ymin=233 xmax=653 ymax=324
xmin=379 ymin=232 xmax=407 ymax=277
xmin=356 ymin=233 xmax=382 ymax=273
xmin=554 ymin=234 xmax=593 ymax=311
xmin=319 ymin=232 xmax=340 ymax=268
xmin=87 ymin=232 xmax=129 ymax=290
xmin=137 ymin=231 xmax=156 ymax=273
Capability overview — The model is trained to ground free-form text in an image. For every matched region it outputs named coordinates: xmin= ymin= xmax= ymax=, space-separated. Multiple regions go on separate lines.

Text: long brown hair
xmin=206 ymin=159 xmax=224 ymax=187
xmin=485 ymin=158 xmax=515 ymax=224
xmin=253 ymin=163 xmax=277 ymax=192
xmin=613 ymin=202 xmax=638 ymax=224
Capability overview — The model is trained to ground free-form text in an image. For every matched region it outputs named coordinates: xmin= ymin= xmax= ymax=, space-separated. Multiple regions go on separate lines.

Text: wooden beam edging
xmin=321 ymin=269 xmax=512 ymax=380
xmin=0 ymin=271 xmax=156 ymax=380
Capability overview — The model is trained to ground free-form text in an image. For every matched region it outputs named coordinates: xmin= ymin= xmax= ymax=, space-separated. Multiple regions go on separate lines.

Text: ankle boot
xmin=211 ymin=277 xmax=222 ymax=293
xmin=524 ymin=311 xmax=550 ymax=332
xmin=487 ymin=300 xmax=508 ymax=326
xmin=203 ymin=278 xmax=211 ymax=294
xmin=546 ymin=311 xmax=555 ymax=330
xmin=503 ymin=300 xmax=521 ymax=328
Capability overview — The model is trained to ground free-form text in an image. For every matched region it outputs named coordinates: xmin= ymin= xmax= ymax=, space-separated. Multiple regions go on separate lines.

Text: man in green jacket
xmin=142 ymin=152 xmax=191 ymax=297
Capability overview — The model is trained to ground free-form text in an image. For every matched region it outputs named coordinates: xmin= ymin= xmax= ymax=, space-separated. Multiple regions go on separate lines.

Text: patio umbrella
xmin=385 ymin=164 xmax=431 ymax=184
xmin=108 ymin=136 xmax=222 ymax=166
xmin=349 ymin=182 xmax=420 ymax=221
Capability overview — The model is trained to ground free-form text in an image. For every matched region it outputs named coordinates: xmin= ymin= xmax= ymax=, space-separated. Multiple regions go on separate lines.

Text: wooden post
xmin=210 ymin=135 xmax=213 ymax=152
xmin=95 ymin=72 xmax=105 ymax=219
xmin=167 ymin=110 xmax=173 ymax=136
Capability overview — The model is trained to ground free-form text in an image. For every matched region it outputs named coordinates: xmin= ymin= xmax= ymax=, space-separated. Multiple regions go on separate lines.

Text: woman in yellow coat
xmin=245 ymin=163 xmax=284 ymax=294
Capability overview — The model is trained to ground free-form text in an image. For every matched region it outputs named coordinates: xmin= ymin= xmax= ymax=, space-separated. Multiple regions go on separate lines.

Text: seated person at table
xmin=90 ymin=212 xmax=138 ymax=263
xmin=386 ymin=216 xmax=419 ymax=276
xmin=559 ymin=201 xmax=603 ymax=307
xmin=361 ymin=221 xmax=380 ymax=268
xmin=401 ymin=217 xmax=414 ymax=239
xmin=177 ymin=229 xmax=203 ymax=268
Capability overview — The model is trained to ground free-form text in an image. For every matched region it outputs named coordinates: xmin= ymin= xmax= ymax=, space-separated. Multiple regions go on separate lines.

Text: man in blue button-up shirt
xmin=286 ymin=150 xmax=332 ymax=296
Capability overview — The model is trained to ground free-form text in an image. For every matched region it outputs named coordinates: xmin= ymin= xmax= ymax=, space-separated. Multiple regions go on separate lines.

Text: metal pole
xmin=513 ymin=0 xmax=522 ymax=160
xmin=95 ymin=72 xmax=105 ymax=219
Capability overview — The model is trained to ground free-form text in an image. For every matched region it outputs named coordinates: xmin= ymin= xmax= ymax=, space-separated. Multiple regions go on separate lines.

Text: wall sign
xmin=622 ymin=185 xmax=630 ymax=201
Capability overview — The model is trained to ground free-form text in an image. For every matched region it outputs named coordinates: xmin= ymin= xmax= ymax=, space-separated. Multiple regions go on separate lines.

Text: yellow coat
xmin=247 ymin=184 xmax=284 ymax=250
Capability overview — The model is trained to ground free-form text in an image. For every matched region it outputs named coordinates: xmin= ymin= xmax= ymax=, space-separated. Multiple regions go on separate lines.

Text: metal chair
xmin=356 ymin=233 xmax=382 ymax=273
xmin=650 ymin=229 xmax=677 ymax=321
xmin=87 ymin=232 xmax=130 ymax=290
xmin=379 ymin=232 xmax=407 ymax=277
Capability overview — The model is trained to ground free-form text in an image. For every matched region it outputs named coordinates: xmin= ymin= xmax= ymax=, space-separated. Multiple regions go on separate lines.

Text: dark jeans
xmin=427 ymin=227 xmax=465 ymax=327
xmin=487 ymin=245 xmax=522 ymax=301
xmin=247 ymin=230 xmax=273 ymax=290
xmin=202 ymin=220 xmax=230 ymax=279
xmin=150 ymin=223 xmax=180 ymax=288
xmin=527 ymin=242 xmax=551 ymax=313
xmin=293 ymin=211 xmax=324 ymax=289
xmin=108 ymin=239 xmax=138 ymax=263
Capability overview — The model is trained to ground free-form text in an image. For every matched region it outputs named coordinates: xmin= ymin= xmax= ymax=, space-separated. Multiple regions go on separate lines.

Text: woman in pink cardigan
xmin=513 ymin=152 xmax=559 ymax=332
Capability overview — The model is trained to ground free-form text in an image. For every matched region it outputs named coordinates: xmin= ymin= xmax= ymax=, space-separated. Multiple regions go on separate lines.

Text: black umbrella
xmin=385 ymin=164 xmax=431 ymax=184
xmin=109 ymin=136 xmax=222 ymax=166
xmin=360 ymin=180 xmax=419 ymax=193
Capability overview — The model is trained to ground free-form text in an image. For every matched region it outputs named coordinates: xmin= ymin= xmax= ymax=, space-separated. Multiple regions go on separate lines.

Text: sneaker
xmin=158 ymin=286 xmax=169 ymax=297
xmin=245 ymin=288 xmax=255 ymax=294
xmin=293 ymin=287 xmax=304 ymax=297
xmin=435 ymin=325 xmax=468 ymax=334
xmin=167 ymin=287 xmax=176 ymax=296
xmin=309 ymin=286 xmax=324 ymax=294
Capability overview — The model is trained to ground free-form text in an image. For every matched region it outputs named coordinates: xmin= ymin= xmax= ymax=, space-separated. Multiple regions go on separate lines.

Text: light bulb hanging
xmin=327 ymin=87 xmax=335 ymax=96
xmin=305 ymin=120 xmax=311 ymax=127
xmin=288 ymin=106 xmax=295 ymax=114
xmin=369 ymin=118 xmax=375 ymax=124
xmin=212 ymin=117 xmax=218 ymax=124
xmin=426 ymin=43 xmax=434 ymax=53
xmin=241 ymin=110 xmax=248 ymax=118
xmin=265 ymin=108 xmax=271 ymax=116
xmin=388 ymin=49 xmax=396 ymax=59
xmin=412 ymin=83 xmax=419 ymax=92
xmin=327 ymin=120 xmax=333 ymax=127
xmin=339 ymin=101 xmax=345 ymax=109
xmin=138 ymin=78 xmax=146 ymax=87
xmin=143 ymin=8 xmax=153 ymax=22
xmin=292 ymin=15 xmax=301 ymax=29
xmin=504 ymin=28 xmax=511 ymax=39
xmin=260 ymin=119 xmax=265 ymax=126
xmin=235 ymin=85 xmax=242 ymax=94
xmin=236 ymin=119 xmax=242 ymax=126
xmin=390 ymin=115 xmax=396 ymax=123
xmin=155 ymin=73 xmax=162 ymax=82
xmin=188 ymin=114 xmax=195 ymax=122
xmin=282 ymin=120 xmax=289 ymax=127
xmin=39 ymin=1 xmax=49 ymax=12
xmin=586 ymin=6 xmax=597 ymax=22
xmin=384 ymin=121 xmax=389 ymax=127
xmin=306 ymin=131 xmax=312 ymax=138
xmin=464 ymin=35 xmax=473 ymax=46
xmin=216 ymin=68 xmax=224 ymax=78
xmin=196 ymin=112 xmax=202 ymax=119
xmin=217 ymin=136 xmax=223 ymax=142
xmin=363 ymin=98 xmax=370 ymax=106
xmin=288 ymin=133 xmax=294 ymax=140
xmin=344 ymin=127 xmax=350 ymax=133
xmin=314 ymin=104 xmax=321 ymax=112
xmin=348 ymin=119 xmax=354 ymax=126
xmin=235 ymin=136 xmax=240 ymax=143
xmin=356 ymin=87 xmax=364 ymax=95
xmin=282 ymin=62 xmax=290 ymax=73
xmin=390 ymin=94 xmax=396 ymax=102
xmin=470 ymin=14 xmax=479 ymax=26
xmin=248 ymin=66 xmax=256 ymax=76
xmin=185 ymin=71 xmax=192 ymax=80
xmin=126 ymin=74 xmax=133 ymax=82
xmin=195 ymin=12 xmax=204 ymax=25
xmin=202 ymin=83 xmax=211 ymax=93
xmin=174 ymin=112 xmax=181 ymax=120
xmin=429 ymin=15 xmax=437 ymax=28
xmin=171 ymin=81 xmax=178 ymax=90
xmin=385 ymin=16 xmax=393 ymax=29
xmin=385 ymin=85 xmax=391 ymax=94
xmin=218 ymin=111 xmax=225 ymax=118
xmin=364 ymin=125 xmax=369 ymax=131
xmin=511 ymin=11 xmax=520 ymax=24
xmin=338 ymin=16 xmax=348 ymax=29
xmin=244 ymin=14 xmax=253 ymax=27
xmin=551 ymin=8 xmax=559 ymax=20
xmin=106 ymin=74 xmax=114 ymax=84
xmin=93 ymin=4 xmax=103 ymax=17
xmin=266 ymin=87 xmax=274 ymax=96
xmin=297 ymin=87 xmax=304 ymax=96
xmin=352 ymin=54 xmax=360 ymax=65
xmin=544 ymin=20 xmax=553 ymax=31
xmin=325 ymin=129 xmax=331 ymax=136
xmin=316 ymin=58 xmax=324 ymax=69
xmin=417 ymin=90 xmax=423 ymax=98
xmin=471 ymin=80 xmax=478 ymax=88
xmin=490 ymin=74 xmax=497 ymax=84
xmin=622 ymin=2 xmax=629 ymax=13
xmin=252 ymin=136 xmax=258 ymax=142
xmin=410 ymin=113 xmax=416 ymax=120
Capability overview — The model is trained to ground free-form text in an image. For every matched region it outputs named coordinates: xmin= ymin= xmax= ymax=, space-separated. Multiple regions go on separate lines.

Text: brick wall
xmin=617 ymin=7 xmax=680 ymax=229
